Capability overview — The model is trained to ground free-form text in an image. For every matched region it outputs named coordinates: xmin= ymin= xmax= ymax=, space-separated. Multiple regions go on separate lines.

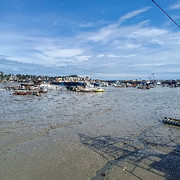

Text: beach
xmin=0 ymin=85 xmax=180 ymax=180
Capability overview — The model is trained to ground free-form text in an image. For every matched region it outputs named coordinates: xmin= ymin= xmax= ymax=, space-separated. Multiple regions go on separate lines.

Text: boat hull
xmin=163 ymin=117 xmax=180 ymax=126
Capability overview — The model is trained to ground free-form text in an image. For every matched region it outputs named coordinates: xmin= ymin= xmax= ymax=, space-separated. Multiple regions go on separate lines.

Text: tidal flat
xmin=0 ymin=85 xmax=180 ymax=180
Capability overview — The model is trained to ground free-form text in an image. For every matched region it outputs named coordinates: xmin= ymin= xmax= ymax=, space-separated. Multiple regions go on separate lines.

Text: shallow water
xmin=0 ymin=84 xmax=180 ymax=180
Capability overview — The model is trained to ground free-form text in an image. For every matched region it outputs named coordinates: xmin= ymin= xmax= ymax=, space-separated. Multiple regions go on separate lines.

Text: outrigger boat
xmin=80 ymin=87 xmax=106 ymax=92
xmin=93 ymin=88 xmax=106 ymax=92
xmin=163 ymin=117 xmax=180 ymax=126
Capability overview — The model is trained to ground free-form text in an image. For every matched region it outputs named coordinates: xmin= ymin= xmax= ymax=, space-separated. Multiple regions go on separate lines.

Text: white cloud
xmin=43 ymin=48 xmax=82 ymax=58
xmin=96 ymin=54 xmax=136 ymax=58
xmin=118 ymin=7 xmax=151 ymax=23
xmin=84 ymin=26 xmax=118 ymax=42
xmin=116 ymin=43 xmax=141 ymax=49
xmin=150 ymin=39 xmax=164 ymax=45
xmin=79 ymin=22 xmax=95 ymax=28
xmin=130 ymin=28 xmax=168 ymax=38
xmin=169 ymin=1 xmax=180 ymax=10
xmin=93 ymin=73 xmax=147 ymax=78
xmin=79 ymin=7 xmax=151 ymax=43
xmin=76 ymin=55 xmax=91 ymax=62
xmin=129 ymin=63 xmax=171 ymax=67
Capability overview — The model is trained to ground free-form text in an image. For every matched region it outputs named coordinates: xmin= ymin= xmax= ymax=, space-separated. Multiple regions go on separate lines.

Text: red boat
xmin=13 ymin=90 xmax=32 ymax=95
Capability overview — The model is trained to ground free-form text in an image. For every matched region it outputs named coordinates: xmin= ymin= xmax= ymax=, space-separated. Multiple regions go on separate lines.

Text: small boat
xmin=80 ymin=87 xmax=95 ymax=92
xmin=93 ymin=88 xmax=106 ymax=92
xmin=163 ymin=117 xmax=180 ymax=126
xmin=39 ymin=88 xmax=48 ymax=93
xmin=80 ymin=87 xmax=105 ymax=92
xmin=13 ymin=90 xmax=32 ymax=95
xmin=113 ymin=84 xmax=125 ymax=88
xmin=138 ymin=85 xmax=150 ymax=89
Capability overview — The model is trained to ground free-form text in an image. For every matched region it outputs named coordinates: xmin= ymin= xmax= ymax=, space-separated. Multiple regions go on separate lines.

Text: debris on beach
xmin=123 ymin=167 xmax=127 ymax=171
xmin=101 ymin=173 xmax=105 ymax=177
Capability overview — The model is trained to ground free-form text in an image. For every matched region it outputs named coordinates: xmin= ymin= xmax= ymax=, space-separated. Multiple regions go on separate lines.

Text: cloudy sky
xmin=0 ymin=0 xmax=180 ymax=79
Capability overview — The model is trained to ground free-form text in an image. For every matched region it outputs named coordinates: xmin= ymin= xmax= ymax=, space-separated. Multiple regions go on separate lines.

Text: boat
xmin=163 ymin=117 xmax=180 ymax=126
xmin=39 ymin=87 xmax=48 ymax=93
xmin=137 ymin=85 xmax=150 ymax=89
xmin=80 ymin=87 xmax=96 ymax=92
xmin=113 ymin=83 xmax=125 ymax=88
xmin=93 ymin=88 xmax=106 ymax=92
xmin=80 ymin=87 xmax=105 ymax=92
xmin=13 ymin=90 xmax=32 ymax=95
xmin=13 ymin=87 xmax=47 ymax=95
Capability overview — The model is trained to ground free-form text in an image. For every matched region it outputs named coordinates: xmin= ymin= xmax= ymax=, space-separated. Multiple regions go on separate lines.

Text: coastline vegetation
xmin=0 ymin=71 xmax=79 ymax=82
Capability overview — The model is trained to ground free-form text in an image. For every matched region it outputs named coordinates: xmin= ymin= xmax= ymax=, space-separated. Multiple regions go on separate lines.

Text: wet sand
xmin=0 ymin=86 xmax=180 ymax=180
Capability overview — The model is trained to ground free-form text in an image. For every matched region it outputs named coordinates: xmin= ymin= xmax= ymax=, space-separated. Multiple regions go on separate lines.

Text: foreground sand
xmin=1 ymin=87 xmax=180 ymax=180
xmin=1 ymin=116 xmax=179 ymax=180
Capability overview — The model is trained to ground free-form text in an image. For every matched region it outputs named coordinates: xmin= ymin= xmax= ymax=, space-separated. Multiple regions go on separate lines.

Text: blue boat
xmin=163 ymin=117 xmax=180 ymax=126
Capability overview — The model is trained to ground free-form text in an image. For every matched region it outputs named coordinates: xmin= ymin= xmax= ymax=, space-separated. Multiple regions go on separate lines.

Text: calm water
xmin=0 ymin=84 xmax=180 ymax=180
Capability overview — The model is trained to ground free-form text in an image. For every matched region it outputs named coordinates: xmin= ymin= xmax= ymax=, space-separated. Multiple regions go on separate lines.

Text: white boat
xmin=93 ymin=87 xmax=106 ymax=92
xmin=81 ymin=87 xmax=105 ymax=92
xmin=81 ymin=87 xmax=96 ymax=92
xmin=40 ymin=83 xmax=61 ymax=90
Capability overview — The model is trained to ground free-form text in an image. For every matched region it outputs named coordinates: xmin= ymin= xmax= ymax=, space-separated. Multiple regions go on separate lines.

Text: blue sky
xmin=0 ymin=0 xmax=180 ymax=79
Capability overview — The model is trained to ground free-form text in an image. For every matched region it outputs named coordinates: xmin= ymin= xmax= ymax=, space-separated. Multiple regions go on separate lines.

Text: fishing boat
xmin=93 ymin=88 xmax=106 ymax=92
xmin=80 ymin=87 xmax=95 ymax=92
xmin=80 ymin=87 xmax=105 ymax=92
xmin=80 ymin=87 xmax=97 ymax=92
xmin=13 ymin=90 xmax=32 ymax=95
xmin=163 ymin=117 xmax=180 ymax=126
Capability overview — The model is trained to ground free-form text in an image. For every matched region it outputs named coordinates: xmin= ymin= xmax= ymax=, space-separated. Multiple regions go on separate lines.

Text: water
xmin=0 ymin=85 xmax=180 ymax=180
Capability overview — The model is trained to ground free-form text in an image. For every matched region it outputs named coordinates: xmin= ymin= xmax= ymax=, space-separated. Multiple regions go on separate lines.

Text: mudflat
xmin=0 ymin=86 xmax=180 ymax=180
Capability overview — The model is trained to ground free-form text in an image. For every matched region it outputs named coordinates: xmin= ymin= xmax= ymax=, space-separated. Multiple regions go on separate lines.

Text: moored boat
xmin=93 ymin=88 xmax=106 ymax=92
xmin=80 ymin=87 xmax=105 ymax=92
xmin=13 ymin=90 xmax=32 ymax=95
xmin=163 ymin=117 xmax=180 ymax=126
xmin=80 ymin=87 xmax=96 ymax=92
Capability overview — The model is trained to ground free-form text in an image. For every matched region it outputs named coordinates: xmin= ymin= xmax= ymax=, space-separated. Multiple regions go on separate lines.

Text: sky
xmin=0 ymin=0 xmax=180 ymax=80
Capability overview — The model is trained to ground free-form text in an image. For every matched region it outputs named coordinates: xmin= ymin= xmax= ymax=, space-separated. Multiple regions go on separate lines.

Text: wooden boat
xmin=93 ymin=88 xmax=106 ymax=92
xmin=80 ymin=87 xmax=105 ymax=92
xmin=13 ymin=90 xmax=32 ymax=95
xmin=163 ymin=117 xmax=180 ymax=126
